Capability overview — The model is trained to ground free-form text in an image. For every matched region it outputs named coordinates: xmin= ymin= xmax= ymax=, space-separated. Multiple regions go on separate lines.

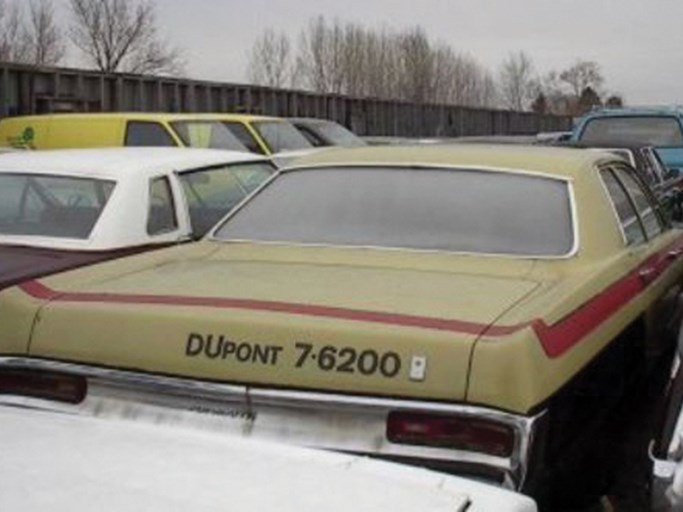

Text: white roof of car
xmin=0 ymin=404 xmax=536 ymax=512
xmin=0 ymin=147 xmax=267 ymax=178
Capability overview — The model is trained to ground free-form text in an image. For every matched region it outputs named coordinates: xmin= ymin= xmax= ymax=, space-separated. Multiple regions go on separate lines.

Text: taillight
xmin=386 ymin=411 xmax=515 ymax=458
xmin=0 ymin=369 xmax=87 ymax=404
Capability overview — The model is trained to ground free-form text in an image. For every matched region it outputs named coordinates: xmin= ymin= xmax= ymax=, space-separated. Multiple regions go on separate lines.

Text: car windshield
xmin=252 ymin=121 xmax=313 ymax=153
xmin=178 ymin=161 xmax=275 ymax=238
xmin=215 ymin=167 xmax=574 ymax=257
xmin=580 ymin=117 xmax=683 ymax=147
xmin=310 ymin=121 xmax=365 ymax=147
xmin=0 ymin=174 xmax=115 ymax=239
xmin=171 ymin=121 xmax=248 ymax=152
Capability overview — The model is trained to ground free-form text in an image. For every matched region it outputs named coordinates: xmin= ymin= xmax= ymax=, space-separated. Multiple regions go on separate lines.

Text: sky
xmin=57 ymin=0 xmax=683 ymax=105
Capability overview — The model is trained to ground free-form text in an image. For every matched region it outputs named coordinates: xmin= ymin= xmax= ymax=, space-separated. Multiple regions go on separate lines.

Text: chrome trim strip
xmin=0 ymin=356 xmax=543 ymax=489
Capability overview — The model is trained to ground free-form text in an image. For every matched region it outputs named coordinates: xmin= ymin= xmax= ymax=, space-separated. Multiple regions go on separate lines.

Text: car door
xmin=602 ymin=162 xmax=683 ymax=352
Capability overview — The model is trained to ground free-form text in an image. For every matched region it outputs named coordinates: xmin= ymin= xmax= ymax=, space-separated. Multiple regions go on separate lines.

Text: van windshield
xmin=252 ymin=121 xmax=312 ymax=153
xmin=171 ymin=121 xmax=248 ymax=152
xmin=580 ymin=117 xmax=683 ymax=147
xmin=0 ymin=174 xmax=115 ymax=239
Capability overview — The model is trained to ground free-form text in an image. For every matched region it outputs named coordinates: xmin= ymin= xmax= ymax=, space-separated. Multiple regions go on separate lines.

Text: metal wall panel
xmin=0 ymin=62 xmax=572 ymax=135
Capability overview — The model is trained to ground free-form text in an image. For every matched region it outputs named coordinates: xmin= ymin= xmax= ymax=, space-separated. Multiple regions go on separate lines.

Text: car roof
xmin=0 ymin=112 xmax=282 ymax=123
xmin=286 ymin=143 xmax=615 ymax=180
xmin=0 ymin=147 xmax=268 ymax=178
xmin=581 ymin=106 xmax=683 ymax=118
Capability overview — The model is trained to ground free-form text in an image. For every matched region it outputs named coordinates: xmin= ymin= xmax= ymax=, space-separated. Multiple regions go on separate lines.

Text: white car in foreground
xmin=0 ymin=402 xmax=537 ymax=512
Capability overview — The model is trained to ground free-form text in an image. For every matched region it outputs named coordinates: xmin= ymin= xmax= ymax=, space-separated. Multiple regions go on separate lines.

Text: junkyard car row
xmin=2 ymin=109 xmax=683 ymax=511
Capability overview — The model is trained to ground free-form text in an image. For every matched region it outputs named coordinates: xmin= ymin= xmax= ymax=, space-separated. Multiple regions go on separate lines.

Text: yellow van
xmin=0 ymin=113 xmax=313 ymax=156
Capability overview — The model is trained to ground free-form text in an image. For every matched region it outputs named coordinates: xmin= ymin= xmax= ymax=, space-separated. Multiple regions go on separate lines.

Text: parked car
xmin=0 ymin=147 xmax=275 ymax=290
xmin=0 ymin=400 xmax=537 ymax=512
xmin=0 ymin=112 xmax=314 ymax=162
xmin=1 ymin=144 xmax=682 ymax=507
xmin=572 ymin=106 xmax=683 ymax=174
xmin=559 ymin=141 xmax=683 ymax=220
xmin=289 ymin=118 xmax=366 ymax=147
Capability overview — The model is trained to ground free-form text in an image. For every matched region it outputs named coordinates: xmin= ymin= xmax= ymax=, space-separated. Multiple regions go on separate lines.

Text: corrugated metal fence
xmin=0 ymin=62 xmax=571 ymax=136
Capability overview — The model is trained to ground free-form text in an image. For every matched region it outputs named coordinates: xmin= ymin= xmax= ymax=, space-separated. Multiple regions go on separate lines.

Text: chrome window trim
xmin=598 ymin=165 xmax=645 ymax=246
xmin=209 ymin=163 xmax=580 ymax=260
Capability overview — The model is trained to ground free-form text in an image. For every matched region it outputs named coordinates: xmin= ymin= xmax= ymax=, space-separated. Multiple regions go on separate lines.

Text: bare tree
xmin=0 ymin=1 xmax=31 ymax=63
xmin=396 ymin=27 xmax=433 ymax=103
xmin=246 ymin=29 xmax=292 ymax=88
xmin=559 ymin=60 xmax=604 ymax=99
xmin=296 ymin=16 xmax=346 ymax=93
xmin=24 ymin=0 xmax=65 ymax=66
xmin=250 ymin=16 xmax=501 ymax=108
xmin=498 ymin=51 xmax=536 ymax=111
xmin=68 ymin=0 xmax=183 ymax=74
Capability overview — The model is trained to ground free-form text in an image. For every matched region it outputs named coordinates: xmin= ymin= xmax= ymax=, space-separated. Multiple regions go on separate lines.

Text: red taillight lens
xmin=386 ymin=411 xmax=515 ymax=458
xmin=0 ymin=369 xmax=87 ymax=404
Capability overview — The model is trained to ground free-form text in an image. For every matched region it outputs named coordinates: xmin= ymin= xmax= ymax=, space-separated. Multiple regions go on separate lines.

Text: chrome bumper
xmin=0 ymin=356 xmax=543 ymax=490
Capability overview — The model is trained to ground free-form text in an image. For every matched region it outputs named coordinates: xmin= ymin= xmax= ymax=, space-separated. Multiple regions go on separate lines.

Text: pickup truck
xmin=572 ymin=106 xmax=683 ymax=174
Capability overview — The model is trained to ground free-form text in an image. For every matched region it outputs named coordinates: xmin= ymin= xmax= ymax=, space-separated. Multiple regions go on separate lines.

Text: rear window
xmin=171 ymin=121 xmax=247 ymax=152
xmin=580 ymin=117 xmax=683 ymax=147
xmin=214 ymin=167 xmax=575 ymax=257
xmin=179 ymin=162 xmax=274 ymax=237
xmin=0 ymin=174 xmax=115 ymax=239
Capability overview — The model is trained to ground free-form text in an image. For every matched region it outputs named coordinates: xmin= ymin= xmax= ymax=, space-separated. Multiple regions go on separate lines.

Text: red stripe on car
xmin=17 ymin=237 xmax=683 ymax=359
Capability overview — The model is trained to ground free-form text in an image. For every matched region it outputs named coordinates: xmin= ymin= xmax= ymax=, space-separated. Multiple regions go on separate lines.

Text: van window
xmin=147 ymin=176 xmax=178 ymax=235
xmin=126 ymin=122 xmax=177 ymax=147
xmin=222 ymin=122 xmax=265 ymax=154
xmin=171 ymin=121 xmax=247 ymax=152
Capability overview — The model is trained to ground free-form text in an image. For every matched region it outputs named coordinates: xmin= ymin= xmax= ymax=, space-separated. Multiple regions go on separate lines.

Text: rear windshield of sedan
xmin=580 ymin=117 xmax=683 ymax=146
xmin=214 ymin=167 xmax=574 ymax=257
xmin=252 ymin=121 xmax=312 ymax=153
xmin=0 ymin=174 xmax=115 ymax=239
xmin=171 ymin=121 xmax=248 ymax=152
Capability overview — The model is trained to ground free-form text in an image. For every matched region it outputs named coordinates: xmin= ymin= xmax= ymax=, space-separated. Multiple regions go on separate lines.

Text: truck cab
xmin=572 ymin=106 xmax=683 ymax=175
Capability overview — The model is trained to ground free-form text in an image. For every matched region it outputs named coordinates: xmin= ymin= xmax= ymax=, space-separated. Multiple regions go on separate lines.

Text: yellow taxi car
xmin=0 ymin=112 xmax=312 ymax=157
xmin=1 ymin=145 xmax=681 ymax=506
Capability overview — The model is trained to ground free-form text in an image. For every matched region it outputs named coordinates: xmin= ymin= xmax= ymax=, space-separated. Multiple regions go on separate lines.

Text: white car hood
xmin=0 ymin=405 xmax=536 ymax=512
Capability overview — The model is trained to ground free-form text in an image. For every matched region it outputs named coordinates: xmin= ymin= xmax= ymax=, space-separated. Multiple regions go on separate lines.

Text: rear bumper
xmin=0 ymin=356 xmax=542 ymax=490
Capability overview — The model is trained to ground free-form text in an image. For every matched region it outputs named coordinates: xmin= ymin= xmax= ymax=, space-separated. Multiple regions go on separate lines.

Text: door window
xmin=600 ymin=169 xmax=646 ymax=245
xmin=147 ymin=176 xmax=178 ymax=235
xmin=612 ymin=165 xmax=663 ymax=240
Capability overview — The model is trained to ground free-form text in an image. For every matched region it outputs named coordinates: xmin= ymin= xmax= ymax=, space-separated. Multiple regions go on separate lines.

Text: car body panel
xmin=19 ymin=242 xmax=539 ymax=403
xmin=0 ymin=404 xmax=537 ymax=512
